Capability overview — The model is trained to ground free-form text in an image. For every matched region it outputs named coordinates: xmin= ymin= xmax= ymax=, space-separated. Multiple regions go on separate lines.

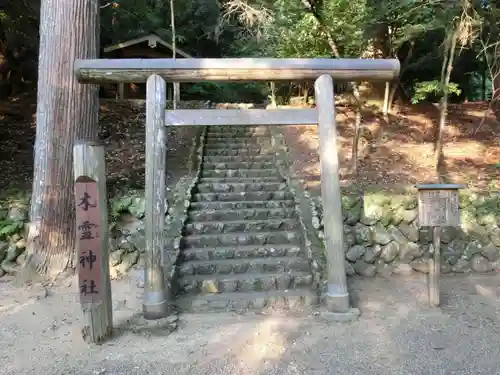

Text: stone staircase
xmin=175 ymin=125 xmax=318 ymax=312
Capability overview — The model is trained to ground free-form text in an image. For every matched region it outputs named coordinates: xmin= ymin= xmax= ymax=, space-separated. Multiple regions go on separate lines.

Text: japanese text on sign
xmin=75 ymin=176 xmax=102 ymax=304
xmin=417 ymin=189 xmax=460 ymax=227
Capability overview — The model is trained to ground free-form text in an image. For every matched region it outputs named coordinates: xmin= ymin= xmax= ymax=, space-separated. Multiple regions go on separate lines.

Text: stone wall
xmin=311 ymin=189 xmax=500 ymax=277
xmin=0 ymin=187 xmax=179 ymax=279
xmin=0 ymin=199 xmax=29 ymax=277
xmin=0 ymin=100 xmax=209 ymax=280
xmin=268 ymin=123 xmax=500 ymax=279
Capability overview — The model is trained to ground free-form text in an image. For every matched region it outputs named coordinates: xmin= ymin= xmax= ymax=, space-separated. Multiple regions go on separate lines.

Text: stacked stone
xmin=310 ymin=191 xmax=500 ymax=277
xmin=0 ymin=202 xmax=29 ymax=277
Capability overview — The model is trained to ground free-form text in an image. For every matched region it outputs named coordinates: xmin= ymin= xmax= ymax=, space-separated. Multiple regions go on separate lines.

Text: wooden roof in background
xmin=103 ymin=32 xmax=192 ymax=58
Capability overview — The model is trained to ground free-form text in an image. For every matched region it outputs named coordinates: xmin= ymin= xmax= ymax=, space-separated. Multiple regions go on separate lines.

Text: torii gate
xmin=74 ymin=57 xmax=399 ymax=322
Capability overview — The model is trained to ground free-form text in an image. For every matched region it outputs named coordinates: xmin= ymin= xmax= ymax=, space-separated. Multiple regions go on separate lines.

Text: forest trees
xmin=21 ymin=0 xmax=100 ymax=279
xmin=0 ymin=0 xmax=39 ymax=98
xmin=2 ymin=0 xmax=499 ymax=278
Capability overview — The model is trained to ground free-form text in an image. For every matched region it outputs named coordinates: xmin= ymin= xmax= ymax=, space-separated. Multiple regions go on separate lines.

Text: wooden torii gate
xmin=74 ymin=57 xmax=400 ymax=321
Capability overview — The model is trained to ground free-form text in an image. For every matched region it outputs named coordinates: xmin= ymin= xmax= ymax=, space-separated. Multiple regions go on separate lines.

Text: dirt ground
xmin=1 ymin=273 xmax=500 ymax=374
xmin=281 ymin=102 xmax=499 ymax=193
xmin=0 ymin=97 xmax=498 ymax=195
xmin=0 ymin=97 xmax=197 ymax=197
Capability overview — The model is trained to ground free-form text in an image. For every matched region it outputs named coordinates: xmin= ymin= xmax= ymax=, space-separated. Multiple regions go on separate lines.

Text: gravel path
xmin=1 ymin=272 xmax=500 ymax=375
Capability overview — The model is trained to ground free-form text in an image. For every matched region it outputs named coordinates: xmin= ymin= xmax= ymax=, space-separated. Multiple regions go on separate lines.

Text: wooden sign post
xmin=415 ymin=184 xmax=465 ymax=307
xmin=74 ymin=140 xmax=113 ymax=343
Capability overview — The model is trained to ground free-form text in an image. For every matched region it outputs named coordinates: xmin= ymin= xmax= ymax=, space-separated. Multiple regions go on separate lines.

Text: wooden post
xmin=74 ymin=140 xmax=113 ymax=344
xmin=430 ymin=226 xmax=441 ymax=306
xmin=314 ymin=74 xmax=350 ymax=313
xmin=416 ymin=183 xmax=465 ymax=307
xmin=143 ymin=74 xmax=168 ymax=319
xmin=117 ymin=83 xmax=125 ymax=100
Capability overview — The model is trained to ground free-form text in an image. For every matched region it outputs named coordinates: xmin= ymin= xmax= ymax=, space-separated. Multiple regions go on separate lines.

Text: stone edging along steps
xmin=171 ymin=125 xmax=320 ymax=313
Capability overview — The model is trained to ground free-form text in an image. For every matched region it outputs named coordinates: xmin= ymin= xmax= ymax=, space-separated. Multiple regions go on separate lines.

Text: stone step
xmin=204 ymin=141 xmax=271 ymax=148
xmin=201 ymin=168 xmax=278 ymax=178
xmin=181 ymin=244 xmax=303 ymax=262
xmin=207 ymin=128 xmax=269 ymax=136
xmin=188 ymin=207 xmax=296 ymax=221
xmin=202 ymin=161 xmax=276 ymax=170
xmin=184 ymin=218 xmax=299 ymax=235
xmin=205 ymin=135 xmax=270 ymax=142
xmin=178 ymin=271 xmax=313 ymax=295
xmin=178 ymin=257 xmax=311 ymax=277
xmin=206 ymin=133 xmax=270 ymax=139
xmin=182 ymin=230 xmax=301 ymax=248
xmin=189 ymin=199 xmax=296 ymax=211
xmin=176 ymin=289 xmax=318 ymax=313
xmin=196 ymin=181 xmax=287 ymax=194
xmin=193 ymin=190 xmax=293 ymax=202
xmin=200 ymin=176 xmax=282 ymax=183
xmin=203 ymin=155 xmax=275 ymax=163
xmin=204 ymin=145 xmax=266 ymax=151
xmin=203 ymin=149 xmax=273 ymax=157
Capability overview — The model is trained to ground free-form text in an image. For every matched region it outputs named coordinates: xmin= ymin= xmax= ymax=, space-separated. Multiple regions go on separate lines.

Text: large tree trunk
xmin=22 ymin=0 xmax=100 ymax=280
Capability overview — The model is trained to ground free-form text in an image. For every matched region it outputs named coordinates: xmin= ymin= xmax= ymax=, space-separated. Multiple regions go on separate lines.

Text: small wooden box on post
xmin=74 ymin=140 xmax=113 ymax=344
xmin=415 ymin=183 xmax=465 ymax=307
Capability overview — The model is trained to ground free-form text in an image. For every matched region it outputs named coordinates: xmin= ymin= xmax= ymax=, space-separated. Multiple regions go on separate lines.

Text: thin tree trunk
xmin=321 ymin=28 xmax=363 ymax=171
xmin=474 ymin=41 xmax=500 ymax=135
xmin=21 ymin=0 xmax=100 ymax=280
xmin=383 ymin=82 xmax=390 ymax=114
xmin=170 ymin=0 xmax=179 ymax=108
xmin=303 ymin=81 xmax=310 ymax=103
xmin=387 ymin=40 xmax=415 ymax=112
xmin=350 ymin=108 xmax=362 ymax=172
xmin=379 ymin=81 xmax=390 ymax=147
xmin=270 ymin=81 xmax=277 ymax=107
xmin=482 ymin=55 xmax=487 ymax=101
xmin=436 ymin=28 xmax=458 ymax=169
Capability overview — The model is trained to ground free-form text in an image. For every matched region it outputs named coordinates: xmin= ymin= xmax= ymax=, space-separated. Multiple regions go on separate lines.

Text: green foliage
xmin=0 ymin=190 xmax=30 ymax=239
xmin=411 ymin=80 xmax=462 ymax=104
xmin=109 ymin=189 xmax=147 ymax=219
xmin=258 ymin=0 xmax=368 ymax=58
xmin=183 ymin=82 xmax=268 ymax=102
xmin=110 ymin=196 xmax=133 ymax=218
xmin=3 ymin=0 xmax=500 ymax=104
xmin=0 ymin=220 xmax=24 ymax=237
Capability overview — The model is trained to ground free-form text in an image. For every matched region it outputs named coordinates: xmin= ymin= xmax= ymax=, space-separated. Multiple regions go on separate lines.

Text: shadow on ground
xmin=280 ymin=102 xmax=499 ymax=192
xmin=1 ymin=273 xmax=500 ymax=374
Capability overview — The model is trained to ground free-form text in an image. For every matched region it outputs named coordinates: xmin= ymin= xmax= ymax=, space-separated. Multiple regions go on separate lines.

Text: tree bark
xmin=22 ymin=0 xmax=100 ymax=279
xmin=387 ymin=40 xmax=415 ymax=112
xmin=170 ymin=0 xmax=180 ymax=108
xmin=436 ymin=28 xmax=458 ymax=170
xmin=270 ymin=81 xmax=277 ymax=106
xmin=382 ymin=81 xmax=390 ymax=115
xmin=301 ymin=1 xmax=364 ymax=171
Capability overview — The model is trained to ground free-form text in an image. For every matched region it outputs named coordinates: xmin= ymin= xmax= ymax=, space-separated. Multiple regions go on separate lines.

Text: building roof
xmin=103 ymin=31 xmax=192 ymax=58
